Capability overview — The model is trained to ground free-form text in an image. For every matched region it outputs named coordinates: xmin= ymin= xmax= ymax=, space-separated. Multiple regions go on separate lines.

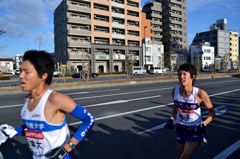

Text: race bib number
xmin=179 ymin=113 xmax=191 ymax=121
xmin=25 ymin=130 xmax=44 ymax=140
xmin=25 ymin=130 xmax=45 ymax=155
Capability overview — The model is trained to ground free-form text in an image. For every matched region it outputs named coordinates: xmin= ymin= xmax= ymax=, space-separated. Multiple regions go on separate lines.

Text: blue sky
xmin=0 ymin=0 xmax=239 ymax=58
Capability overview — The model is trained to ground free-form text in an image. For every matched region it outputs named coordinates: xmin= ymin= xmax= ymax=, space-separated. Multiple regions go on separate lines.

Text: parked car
xmin=53 ymin=70 xmax=63 ymax=77
xmin=15 ymin=69 xmax=20 ymax=75
xmin=132 ymin=66 xmax=146 ymax=75
xmin=72 ymin=72 xmax=98 ymax=78
xmin=202 ymin=67 xmax=211 ymax=72
xmin=149 ymin=67 xmax=168 ymax=74
xmin=150 ymin=67 xmax=162 ymax=74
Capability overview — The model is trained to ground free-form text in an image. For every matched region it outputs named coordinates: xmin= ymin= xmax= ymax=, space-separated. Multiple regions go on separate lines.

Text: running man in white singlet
xmin=1 ymin=50 xmax=95 ymax=159
xmin=165 ymin=63 xmax=215 ymax=159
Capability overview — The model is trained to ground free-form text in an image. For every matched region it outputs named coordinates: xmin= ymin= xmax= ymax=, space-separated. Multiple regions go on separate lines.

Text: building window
xmin=204 ymin=56 xmax=211 ymax=60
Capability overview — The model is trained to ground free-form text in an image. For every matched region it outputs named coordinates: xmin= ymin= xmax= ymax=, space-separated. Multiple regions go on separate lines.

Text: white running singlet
xmin=21 ymin=90 xmax=70 ymax=159
xmin=174 ymin=85 xmax=202 ymax=126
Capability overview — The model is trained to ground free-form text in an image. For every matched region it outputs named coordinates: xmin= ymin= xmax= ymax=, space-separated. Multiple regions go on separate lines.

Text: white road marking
xmin=0 ymin=104 xmax=23 ymax=109
xmin=139 ymin=106 xmax=228 ymax=135
xmin=69 ymin=103 xmax=173 ymax=126
xmin=0 ymin=95 xmax=161 ymax=110
xmin=73 ymin=88 xmax=170 ymax=100
xmin=85 ymin=100 xmax=128 ymax=108
xmin=127 ymin=95 xmax=161 ymax=102
xmin=202 ymin=106 xmax=227 ymax=117
xmin=137 ymin=89 xmax=240 ymax=135
xmin=213 ymin=139 xmax=240 ymax=159
xmin=1 ymin=80 xmax=239 ymax=157
xmin=66 ymin=88 xmax=120 ymax=95
xmin=214 ymin=106 xmax=227 ymax=116
xmin=85 ymin=95 xmax=161 ymax=108
xmin=1 ymin=87 xmax=240 ymax=110
xmin=137 ymin=123 xmax=167 ymax=135
xmin=71 ymin=80 xmax=240 ymax=100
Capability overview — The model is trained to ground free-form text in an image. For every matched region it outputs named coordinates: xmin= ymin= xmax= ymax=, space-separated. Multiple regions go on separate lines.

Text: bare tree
xmin=194 ymin=53 xmax=202 ymax=73
xmin=221 ymin=53 xmax=230 ymax=73
xmin=126 ymin=52 xmax=134 ymax=78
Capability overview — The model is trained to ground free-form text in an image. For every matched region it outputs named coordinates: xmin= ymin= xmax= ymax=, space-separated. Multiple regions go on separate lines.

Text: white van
xmin=150 ymin=67 xmax=163 ymax=74
xmin=150 ymin=67 xmax=168 ymax=74
xmin=132 ymin=66 xmax=146 ymax=75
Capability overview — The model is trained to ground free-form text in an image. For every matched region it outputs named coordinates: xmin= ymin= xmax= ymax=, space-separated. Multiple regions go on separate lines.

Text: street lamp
xmin=144 ymin=26 xmax=147 ymax=70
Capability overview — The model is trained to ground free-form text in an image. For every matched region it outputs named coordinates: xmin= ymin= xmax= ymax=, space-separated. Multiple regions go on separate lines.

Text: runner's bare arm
xmin=199 ymin=89 xmax=215 ymax=126
xmin=49 ymin=92 xmax=95 ymax=152
xmin=170 ymin=88 xmax=177 ymax=119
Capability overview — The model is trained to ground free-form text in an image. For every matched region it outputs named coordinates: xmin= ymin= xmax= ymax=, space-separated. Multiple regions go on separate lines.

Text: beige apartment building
xmin=229 ymin=31 xmax=239 ymax=62
xmin=54 ymin=0 xmax=142 ymax=73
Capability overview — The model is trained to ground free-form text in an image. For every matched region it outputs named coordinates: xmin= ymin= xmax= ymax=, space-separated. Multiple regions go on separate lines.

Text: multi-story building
xmin=142 ymin=0 xmax=188 ymax=70
xmin=54 ymin=0 xmax=142 ymax=73
xmin=229 ymin=31 xmax=239 ymax=61
xmin=15 ymin=54 xmax=23 ymax=70
xmin=142 ymin=1 xmax=162 ymax=42
xmin=192 ymin=19 xmax=230 ymax=70
xmin=190 ymin=42 xmax=214 ymax=71
xmin=141 ymin=1 xmax=164 ymax=70
xmin=144 ymin=38 xmax=164 ymax=68
xmin=0 ymin=58 xmax=14 ymax=72
xmin=161 ymin=0 xmax=188 ymax=68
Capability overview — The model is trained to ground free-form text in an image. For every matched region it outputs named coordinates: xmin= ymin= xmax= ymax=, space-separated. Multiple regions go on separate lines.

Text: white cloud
xmin=0 ymin=0 xmax=61 ymax=38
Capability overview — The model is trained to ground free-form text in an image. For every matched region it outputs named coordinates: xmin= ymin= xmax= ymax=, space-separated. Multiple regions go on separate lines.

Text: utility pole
xmin=35 ymin=34 xmax=43 ymax=50
xmin=144 ymin=26 xmax=147 ymax=70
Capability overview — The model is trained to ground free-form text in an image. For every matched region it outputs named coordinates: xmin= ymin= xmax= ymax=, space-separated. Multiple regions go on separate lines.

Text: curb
xmin=0 ymin=73 xmax=236 ymax=96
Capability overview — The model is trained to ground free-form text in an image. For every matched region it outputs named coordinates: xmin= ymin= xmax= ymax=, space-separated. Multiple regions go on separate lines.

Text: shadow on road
xmin=1 ymin=92 xmax=239 ymax=159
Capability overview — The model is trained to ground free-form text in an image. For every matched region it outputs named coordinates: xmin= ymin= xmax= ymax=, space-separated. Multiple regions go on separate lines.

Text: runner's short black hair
xmin=23 ymin=50 xmax=55 ymax=85
xmin=178 ymin=63 xmax=197 ymax=85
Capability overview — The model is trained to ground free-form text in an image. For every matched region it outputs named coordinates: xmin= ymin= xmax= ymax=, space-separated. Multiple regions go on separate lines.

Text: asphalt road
xmin=0 ymin=77 xmax=239 ymax=159
xmin=0 ymin=73 xmax=167 ymax=87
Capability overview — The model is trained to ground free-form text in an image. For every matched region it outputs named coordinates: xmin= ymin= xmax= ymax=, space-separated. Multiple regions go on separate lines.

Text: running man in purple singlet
xmin=165 ymin=63 xmax=215 ymax=159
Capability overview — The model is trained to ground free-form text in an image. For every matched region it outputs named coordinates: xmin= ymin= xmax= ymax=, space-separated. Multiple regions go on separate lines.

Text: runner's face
xmin=178 ymin=70 xmax=193 ymax=86
xmin=19 ymin=60 xmax=42 ymax=91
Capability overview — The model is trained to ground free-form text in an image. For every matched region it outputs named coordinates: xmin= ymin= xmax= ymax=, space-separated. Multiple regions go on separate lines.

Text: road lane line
xmin=213 ymin=139 xmax=240 ymax=159
xmin=0 ymin=95 xmax=161 ymax=109
xmin=0 ymin=88 xmax=240 ymax=109
xmin=136 ymin=89 xmax=240 ymax=135
xmin=69 ymin=103 xmax=173 ymax=126
xmin=73 ymin=88 xmax=170 ymax=100
xmin=66 ymin=88 xmax=120 ymax=95
xmin=85 ymin=100 xmax=128 ymax=108
xmin=71 ymin=80 xmax=240 ymax=100
xmin=127 ymin=95 xmax=161 ymax=102
xmin=137 ymin=123 xmax=166 ymax=134
xmin=85 ymin=95 xmax=161 ymax=108
xmin=138 ymin=106 xmax=228 ymax=135
xmin=0 ymin=104 xmax=23 ymax=109
xmin=209 ymin=89 xmax=240 ymax=97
